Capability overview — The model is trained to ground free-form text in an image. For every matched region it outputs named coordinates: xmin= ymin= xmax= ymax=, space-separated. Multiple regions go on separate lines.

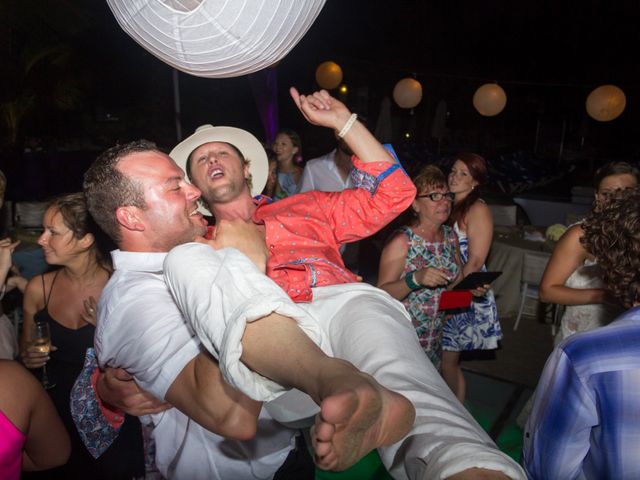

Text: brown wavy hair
xmin=580 ymin=186 xmax=640 ymax=308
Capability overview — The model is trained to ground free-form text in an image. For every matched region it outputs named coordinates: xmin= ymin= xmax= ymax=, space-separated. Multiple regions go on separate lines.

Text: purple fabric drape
xmin=248 ymin=67 xmax=279 ymax=145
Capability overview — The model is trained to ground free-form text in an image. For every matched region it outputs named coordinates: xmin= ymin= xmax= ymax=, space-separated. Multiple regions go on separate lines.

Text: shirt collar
xmin=111 ymin=249 xmax=167 ymax=273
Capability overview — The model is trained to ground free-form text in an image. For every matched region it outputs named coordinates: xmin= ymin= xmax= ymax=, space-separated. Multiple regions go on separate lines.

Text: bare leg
xmin=241 ymin=313 xmax=415 ymax=471
xmin=442 ymin=351 xmax=465 ymax=403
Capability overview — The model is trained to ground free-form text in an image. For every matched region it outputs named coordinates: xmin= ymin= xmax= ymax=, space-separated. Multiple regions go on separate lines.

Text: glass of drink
xmin=31 ymin=321 xmax=55 ymax=389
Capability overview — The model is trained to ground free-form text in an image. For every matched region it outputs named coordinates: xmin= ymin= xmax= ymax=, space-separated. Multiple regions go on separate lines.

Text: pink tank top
xmin=0 ymin=409 xmax=26 ymax=480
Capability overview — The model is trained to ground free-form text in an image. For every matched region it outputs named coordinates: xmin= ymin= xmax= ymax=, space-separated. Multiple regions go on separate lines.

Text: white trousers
xmin=164 ymin=243 xmax=525 ymax=480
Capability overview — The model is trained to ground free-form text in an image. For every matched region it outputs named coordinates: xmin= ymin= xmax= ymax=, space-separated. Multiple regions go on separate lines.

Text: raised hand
xmin=290 ymin=87 xmax=351 ymax=132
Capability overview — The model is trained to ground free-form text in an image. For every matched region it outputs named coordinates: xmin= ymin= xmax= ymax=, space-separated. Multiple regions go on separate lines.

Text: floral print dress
xmin=399 ymin=225 xmax=459 ymax=370
xmin=442 ymin=222 xmax=502 ymax=351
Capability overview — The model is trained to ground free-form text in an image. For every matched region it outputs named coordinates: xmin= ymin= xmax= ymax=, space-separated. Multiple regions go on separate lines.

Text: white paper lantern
xmin=106 ymin=0 xmax=327 ymax=78
xmin=473 ymin=83 xmax=507 ymax=116
xmin=393 ymin=78 xmax=422 ymax=109
xmin=315 ymin=61 xmax=343 ymax=90
xmin=586 ymin=85 xmax=626 ymax=122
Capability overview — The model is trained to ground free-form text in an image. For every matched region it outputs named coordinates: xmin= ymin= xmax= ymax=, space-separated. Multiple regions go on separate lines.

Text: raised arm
xmin=290 ymin=87 xmax=394 ymax=165
xmin=539 ymin=224 xmax=608 ymax=305
xmin=20 ymin=275 xmax=50 ymax=369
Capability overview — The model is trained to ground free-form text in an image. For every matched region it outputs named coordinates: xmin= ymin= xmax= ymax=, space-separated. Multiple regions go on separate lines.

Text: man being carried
xmin=84 ymin=145 xmax=414 ymax=476
xmin=162 ymin=88 xmax=523 ymax=479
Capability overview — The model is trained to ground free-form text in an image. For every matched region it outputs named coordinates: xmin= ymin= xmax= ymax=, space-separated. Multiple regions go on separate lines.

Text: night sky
xmin=2 ymin=1 xmax=640 ymax=187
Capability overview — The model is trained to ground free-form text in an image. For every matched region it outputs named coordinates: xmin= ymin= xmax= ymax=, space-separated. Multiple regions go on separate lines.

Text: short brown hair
xmin=581 ymin=186 xmax=640 ymax=308
xmin=83 ymin=140 xmax=158 ymax=244
xmin=413 ymin=164 xmax=447 ymax=193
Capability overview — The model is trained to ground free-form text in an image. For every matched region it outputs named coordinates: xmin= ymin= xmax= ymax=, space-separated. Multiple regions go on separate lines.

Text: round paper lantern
xmin=473 ymin=83 xmax=507 ymax=116
xmin=106 ymin=0 xmax=327 ymax=78
xmin=586 ymin=85 xmax=626 ymax=122
xmin=315 ymin=61 xmax=343 ymax=90
xmin=393 ymin=78 xmax=423 ymax=109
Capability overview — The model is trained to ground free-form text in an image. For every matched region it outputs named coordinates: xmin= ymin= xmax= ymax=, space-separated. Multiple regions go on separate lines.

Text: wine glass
xmin=31 ymin=322 xmax=55 ymax=389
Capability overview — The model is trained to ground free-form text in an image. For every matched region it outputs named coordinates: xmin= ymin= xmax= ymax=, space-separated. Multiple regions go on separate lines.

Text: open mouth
xmin=208 ymin=167 xmax=224 ymax=179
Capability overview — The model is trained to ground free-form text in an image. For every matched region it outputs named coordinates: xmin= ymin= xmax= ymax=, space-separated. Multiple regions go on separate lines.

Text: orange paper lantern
xmin=473 ymin=83 xmax=507 ymax=116
xmin=315 ymin=61 xmax=343 ymax=90
xmin=586 ymin=85 xmax=626 ymax=122
xmin=392 ymin=78 xmax=423 ymax=109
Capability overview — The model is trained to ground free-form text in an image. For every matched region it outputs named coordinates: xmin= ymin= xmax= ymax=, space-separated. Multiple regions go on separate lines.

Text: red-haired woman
xmin=442 ymin=153 xmax=502 ymax=402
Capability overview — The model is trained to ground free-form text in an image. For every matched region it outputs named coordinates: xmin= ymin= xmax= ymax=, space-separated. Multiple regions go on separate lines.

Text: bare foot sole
xmin=312 ymin=375 xmax=415 ymax=471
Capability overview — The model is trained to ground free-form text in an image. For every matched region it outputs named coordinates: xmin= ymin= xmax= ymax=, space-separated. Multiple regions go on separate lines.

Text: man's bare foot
xmin=311 ymin=373 xmax=415 ymax=471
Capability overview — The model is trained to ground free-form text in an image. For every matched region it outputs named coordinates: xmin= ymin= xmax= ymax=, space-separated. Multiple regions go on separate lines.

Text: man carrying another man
xmin=85 ymin=88 xmax=524 ymax=479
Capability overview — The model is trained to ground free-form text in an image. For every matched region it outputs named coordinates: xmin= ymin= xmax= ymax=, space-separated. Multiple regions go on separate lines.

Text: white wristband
xmin=337 ymin=113 xmax=358 ymax=138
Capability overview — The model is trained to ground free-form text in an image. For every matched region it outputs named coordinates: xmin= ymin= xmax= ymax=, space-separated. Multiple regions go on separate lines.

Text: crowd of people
xmin=0 ymin=86 xmax=638 ymax=480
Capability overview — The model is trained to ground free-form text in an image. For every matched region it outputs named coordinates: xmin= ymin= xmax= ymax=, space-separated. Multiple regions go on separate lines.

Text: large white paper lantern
xmin=473 ymin=83 xmax=507 ymax=116
xmin=315 ymin=61 xmax=343 ymax=89
xmin=393 ymin=78 xmax=422 ymax=109
xmin=586 ymin=85 xmax=626 ymax=122
xmin=106 ymin=0 xmax=327 ymax=78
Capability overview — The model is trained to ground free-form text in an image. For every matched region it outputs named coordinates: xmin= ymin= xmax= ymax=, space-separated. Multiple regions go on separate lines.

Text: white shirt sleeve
xmin=95 ymin=272 xmax=200 ymax=400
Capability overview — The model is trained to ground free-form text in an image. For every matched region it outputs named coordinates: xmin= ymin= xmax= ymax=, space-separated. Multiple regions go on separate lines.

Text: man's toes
xmin=315 ymin=450 xmax=338 ymax=470
xmin=313 ymin=416 xmax=336 ymax=442
xmin=313 ymin=440 xmax=332 ymax=459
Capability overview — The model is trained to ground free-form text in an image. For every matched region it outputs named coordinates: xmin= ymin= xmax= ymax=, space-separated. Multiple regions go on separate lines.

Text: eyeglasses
xmin=416 ymin=192 xmax=455 ymax=202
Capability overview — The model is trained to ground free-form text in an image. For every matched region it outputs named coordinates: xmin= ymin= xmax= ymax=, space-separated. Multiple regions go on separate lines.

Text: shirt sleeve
xmin=95 ymin=274 xmax=201 ymax=401
xmin=523 ymin=347 xmax=596 ymax=479
xmin=308 ymin=157 xmax=416 ymax=245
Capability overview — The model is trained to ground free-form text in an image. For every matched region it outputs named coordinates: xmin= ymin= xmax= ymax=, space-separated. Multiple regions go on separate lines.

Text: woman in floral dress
xmin=378 ymin=165 xmax=461 ymax=370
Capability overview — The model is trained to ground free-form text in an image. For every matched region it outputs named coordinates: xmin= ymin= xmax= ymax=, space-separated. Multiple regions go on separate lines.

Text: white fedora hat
xmin=170 ymin=125 xmax=269 ymax=214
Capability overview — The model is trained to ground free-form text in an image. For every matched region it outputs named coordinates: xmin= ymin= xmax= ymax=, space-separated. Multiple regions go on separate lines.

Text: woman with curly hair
xmin=523 ymin=186 xmax=640 ymax=480
xmin=539 ymin=161 xmax=638 ymax=344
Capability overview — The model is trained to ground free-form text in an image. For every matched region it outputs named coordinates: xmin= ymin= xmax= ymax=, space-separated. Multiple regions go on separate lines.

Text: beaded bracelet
xmin=337 ymin=113 xmax=358 ymax=138
xmin=404 ymin=272 xmax=421 ymax=290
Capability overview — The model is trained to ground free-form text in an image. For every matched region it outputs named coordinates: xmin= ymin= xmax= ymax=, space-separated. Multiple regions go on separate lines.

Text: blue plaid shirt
xmin=523 ymin=306 xmax=640 ymax=479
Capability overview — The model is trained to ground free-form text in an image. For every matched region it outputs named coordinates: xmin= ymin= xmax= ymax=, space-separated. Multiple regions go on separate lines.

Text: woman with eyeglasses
xmin=377 ymin=165 xmax=461 ymax=370
xmin=440 ymin=153 xmax=501 ymax=402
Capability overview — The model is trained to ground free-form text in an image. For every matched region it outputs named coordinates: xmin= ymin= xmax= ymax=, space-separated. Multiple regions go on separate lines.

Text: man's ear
xmin=115 ymin=206 xmax=145 ymax=232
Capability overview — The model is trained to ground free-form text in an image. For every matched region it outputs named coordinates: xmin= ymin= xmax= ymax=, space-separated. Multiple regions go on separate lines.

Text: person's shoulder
xmin=306 ymin=150 xmax=335 ymax=166
xmin=561 ymin=308 xmax=640 ymax=364
xmin=469 ymin=199 xmax=491 ymax=216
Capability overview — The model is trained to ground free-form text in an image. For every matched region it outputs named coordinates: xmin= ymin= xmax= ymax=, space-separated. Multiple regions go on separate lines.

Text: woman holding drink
xmin=19 ymin=193 xmax=144 ymax=479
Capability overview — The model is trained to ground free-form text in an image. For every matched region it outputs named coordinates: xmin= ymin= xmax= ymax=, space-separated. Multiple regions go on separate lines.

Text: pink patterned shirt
xmin=253 ymin=157 xmax=416 ymax=302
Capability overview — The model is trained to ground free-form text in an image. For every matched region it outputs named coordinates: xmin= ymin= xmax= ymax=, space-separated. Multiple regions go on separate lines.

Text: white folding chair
xmin=513 ymin=251 xmax=551 ymax=331
xmin=489 ymin=204 xmax=517 ymax=226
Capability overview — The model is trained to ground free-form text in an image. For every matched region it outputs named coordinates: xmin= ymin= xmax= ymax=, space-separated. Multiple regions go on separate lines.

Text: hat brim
xmin=169 ymin=125 xmax=268 ymax=215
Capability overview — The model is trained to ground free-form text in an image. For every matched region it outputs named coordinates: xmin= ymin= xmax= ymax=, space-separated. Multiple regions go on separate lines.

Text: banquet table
xmin=486 ymin=226 xmax=556 ymax=318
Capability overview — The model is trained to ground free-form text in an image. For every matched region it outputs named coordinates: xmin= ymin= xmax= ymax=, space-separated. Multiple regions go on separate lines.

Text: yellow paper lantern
xmin=393 ymin=78 xmax=422 ymax=109
xmin=586 ymin=85 xmax=626 ymax=122
xmin=315 ymin=61 xmax=343 ymax=90
xmin=473 ymin=83 xmax=507 ymax=116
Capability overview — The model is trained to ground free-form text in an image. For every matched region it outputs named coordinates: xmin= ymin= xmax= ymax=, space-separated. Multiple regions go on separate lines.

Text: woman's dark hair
xmin=276 ymin=129 xmax=303 ymax=164
xmin=47 ymin=193 xmax=114 ymax=270
xmin=593 ymin=161 xmax=640 ymax=190
xmin=449 ymin=153 xmax=488 ymax=225
xmin=581 ymin=186 xmax=640 ymax=308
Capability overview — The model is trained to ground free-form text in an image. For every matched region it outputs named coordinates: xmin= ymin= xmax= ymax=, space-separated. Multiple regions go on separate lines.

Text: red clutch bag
xmin=438 ymin=291 xmax=472 ymax=310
